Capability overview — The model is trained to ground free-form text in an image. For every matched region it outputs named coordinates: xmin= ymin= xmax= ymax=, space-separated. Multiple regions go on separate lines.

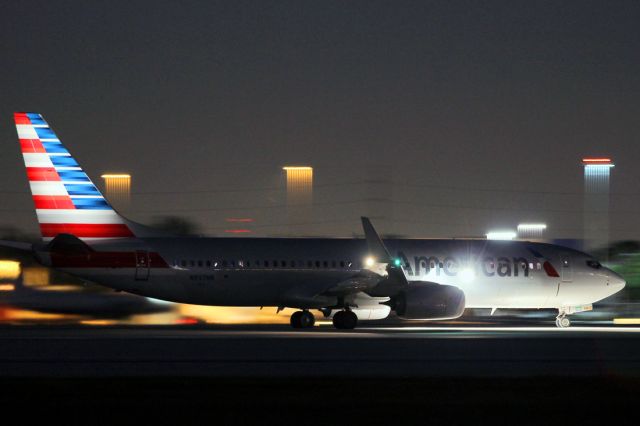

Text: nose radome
xmin=608 ymin=270 xmax=626 ymax=290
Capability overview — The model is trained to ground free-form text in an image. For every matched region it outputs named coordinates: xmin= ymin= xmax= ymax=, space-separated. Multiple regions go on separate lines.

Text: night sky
xmin=1 ymin=0 xmax=639 ymax=240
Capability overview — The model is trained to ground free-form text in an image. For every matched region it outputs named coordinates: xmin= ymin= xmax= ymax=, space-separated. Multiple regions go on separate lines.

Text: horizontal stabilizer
xmin=0 ymin=240 xmax=33 ymax=251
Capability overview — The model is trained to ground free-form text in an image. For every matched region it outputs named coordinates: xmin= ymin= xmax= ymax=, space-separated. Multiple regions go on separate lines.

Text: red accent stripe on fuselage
xmin=51 ymin=251 xmax=169 ymax=268
xmin=40 ymin=224 xmax=134 ymax=238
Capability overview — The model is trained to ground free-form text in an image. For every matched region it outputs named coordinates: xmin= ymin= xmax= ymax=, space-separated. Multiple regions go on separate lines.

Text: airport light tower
xmin=101 ymin=173 xmax=131 ymax=211
xmin=283 ymin=166 xmax=313 ymax=235
xmin=582 ymin=158 xmax=614 ymax=257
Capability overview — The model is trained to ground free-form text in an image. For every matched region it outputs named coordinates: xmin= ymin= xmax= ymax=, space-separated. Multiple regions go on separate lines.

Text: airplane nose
xmin=607 ymin=269 xmax=626 ymax=290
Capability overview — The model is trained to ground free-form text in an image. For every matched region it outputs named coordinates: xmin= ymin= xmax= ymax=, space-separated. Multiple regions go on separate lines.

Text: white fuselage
xmin=43 ymin=237 xmax=625 ymax=316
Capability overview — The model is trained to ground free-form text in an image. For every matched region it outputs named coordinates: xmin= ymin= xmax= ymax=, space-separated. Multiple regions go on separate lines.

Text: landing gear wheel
xmin=555 ymin=316 xmax=571 ymax=328
xmin=290 ymin=311 xmax=303 ymax=328
xmin=332 ymin=310 xmax=358 ymax=330
xmin=290 ymin=311 xmax=315 ymax=329
xmin=299 ymin=311 xmax=315 ymax=328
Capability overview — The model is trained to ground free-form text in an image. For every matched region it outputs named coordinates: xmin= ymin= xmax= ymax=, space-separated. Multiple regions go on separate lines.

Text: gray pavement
xmin=1 ymin=324 xmax=640 ymax=378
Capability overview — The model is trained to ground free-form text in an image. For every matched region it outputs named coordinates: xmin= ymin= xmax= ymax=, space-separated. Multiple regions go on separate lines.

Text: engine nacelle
xmin=392 ymin=282 xmax=465 ymax=320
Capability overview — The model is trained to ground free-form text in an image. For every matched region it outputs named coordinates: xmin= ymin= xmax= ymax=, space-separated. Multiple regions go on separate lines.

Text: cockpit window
xmin=586 ymin=260 xmax=602 ymax=269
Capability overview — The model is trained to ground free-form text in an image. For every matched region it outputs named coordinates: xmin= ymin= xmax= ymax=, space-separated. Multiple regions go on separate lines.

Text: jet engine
xmin=387 ymin=282 xmax=465 ymax=320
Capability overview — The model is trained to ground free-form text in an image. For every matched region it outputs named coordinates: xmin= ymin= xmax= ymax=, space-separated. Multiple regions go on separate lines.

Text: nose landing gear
xmin=555 ymin=312 xmax=571 ymax=328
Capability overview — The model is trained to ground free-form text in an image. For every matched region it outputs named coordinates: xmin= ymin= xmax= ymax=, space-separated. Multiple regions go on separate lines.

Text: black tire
xmin=342 ymin=310 xmax=358 ymax=329
xmin=333 ymin=310 xmax=358 ymax=330
xmin=332 ymin=311 xmax=346 ymax=329
xmin=299 ymin=311 xmax=315 ymax=328
xmin=290 ymin=311 xmax=303 ymax=328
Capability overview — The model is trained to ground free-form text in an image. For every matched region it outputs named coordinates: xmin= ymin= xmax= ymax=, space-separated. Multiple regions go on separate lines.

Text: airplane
xmin=4 ymin=112 xmax=626 ymax=329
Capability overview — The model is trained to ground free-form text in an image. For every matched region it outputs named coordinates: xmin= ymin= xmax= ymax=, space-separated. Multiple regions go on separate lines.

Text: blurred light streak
xmin=0 ymin=261 xmax=20 ymax=280
xmin=22 ymin=267 xmax=50 ymax=287
xmin=180 ymin=305 xmax=296 ymax=324
xmin=0 ymin=284 xmax=15 ymax=291
xmin=80 ymin=319 xmax=118 ymax=326
xmin=613 ymin=318 xmax=640 ymax=325
xmin=486 ymin=231 xmax=517 ymax=240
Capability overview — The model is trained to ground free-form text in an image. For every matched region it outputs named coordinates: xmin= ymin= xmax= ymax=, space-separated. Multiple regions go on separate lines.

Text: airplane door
xmin=561 ymin=256 xmax=572 ymax=282
xmin=135 ymin=250 xmax=150 ymax=281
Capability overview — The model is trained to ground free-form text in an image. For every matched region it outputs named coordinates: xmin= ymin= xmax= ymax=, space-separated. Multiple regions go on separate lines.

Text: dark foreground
xmin=2 ymin=324 xmax=639 ymax=424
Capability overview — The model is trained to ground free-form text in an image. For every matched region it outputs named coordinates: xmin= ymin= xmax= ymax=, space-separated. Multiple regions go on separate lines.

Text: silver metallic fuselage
xmin=45 ymin=237 xmax=625 ymax=312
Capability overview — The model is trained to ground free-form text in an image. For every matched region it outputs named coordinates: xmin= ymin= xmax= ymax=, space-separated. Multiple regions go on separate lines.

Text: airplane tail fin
xmin=13 ymin=112 xmax=152 ymax=243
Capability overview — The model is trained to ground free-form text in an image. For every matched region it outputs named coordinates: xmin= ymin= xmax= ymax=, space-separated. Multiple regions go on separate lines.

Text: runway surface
xmin=2 ymin=324 xmax=640 ymax=378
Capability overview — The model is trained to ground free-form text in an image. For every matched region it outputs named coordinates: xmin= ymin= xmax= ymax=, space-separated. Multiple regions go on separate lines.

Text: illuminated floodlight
xmin=486 ymin=231 xmax=516 ymax=241
xmin=517 ymin=223 xmax=547 ymax=239
xmin=459 ymin=267 xmax=476 ymax=283
xmin=101 ymin=173 xmax=131 ymax=208
xmin=282 ymin=166 xmax=313 ymax=171
xmin=582 ymin=158 xmax=614 ymax=169
xmin=100 ymin=174 xmax=132 ymax=178
xmin=365 ymin=256 xmax=376 ymax=267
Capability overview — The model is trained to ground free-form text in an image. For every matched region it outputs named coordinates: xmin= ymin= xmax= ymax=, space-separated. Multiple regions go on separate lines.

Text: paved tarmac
xmin=2 ymin=324 xmax=640 ymax=378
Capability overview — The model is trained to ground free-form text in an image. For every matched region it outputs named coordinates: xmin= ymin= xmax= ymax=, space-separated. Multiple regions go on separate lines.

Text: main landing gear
xmin=289 ymin=309 xmax=358 ymax=330
xmin=332 ymin=310 xmax=358 ymax=330
xmin=290 ymin=310 xmax=315 ymax=329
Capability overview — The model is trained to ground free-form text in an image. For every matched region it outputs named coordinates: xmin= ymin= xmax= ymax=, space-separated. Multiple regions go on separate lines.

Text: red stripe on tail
xmin=20 ymin=139 xmax=46 ymax=153
xmin=14 ymin=113 xmax=30 ymax=125
xmin=27 ymin=167 xmax=61 ymax=181
xmin=33 ymin=195 xmax=76 ymax=209
xmin=40 ymin=224 xmax=134 ymax=238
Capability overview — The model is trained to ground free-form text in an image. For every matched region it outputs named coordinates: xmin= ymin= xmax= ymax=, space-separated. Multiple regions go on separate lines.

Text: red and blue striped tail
xmin=14 ymin=112 xmax=135 ymax=242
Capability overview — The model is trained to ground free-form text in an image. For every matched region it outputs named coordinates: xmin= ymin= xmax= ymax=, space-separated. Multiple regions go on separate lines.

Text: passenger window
xmin=181 ymin=260 xmax=187 ymax=267
xmin=206 ymin=260 xmax=211 ymax=267
xmin=315 ymin=260 xmax=320 ymax=268
xmin=331 ymin=260 xmax=336 ymax=268
xmin=190 ymin=260 xmax=195 ymax=267
xmin=340 ymin=261 xmax=345 ymax=268
xmin=198 ymin=260 xmax=203 ymax=267
xmin=323 ymin=261 xmax=328 ymax=268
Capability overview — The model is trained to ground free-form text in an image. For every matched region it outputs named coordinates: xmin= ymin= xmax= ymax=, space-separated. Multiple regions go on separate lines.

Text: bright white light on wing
xmin=459 ymin=267 xmax=475 ymax=283
xmin=486 ymin=231 xmax=517 ymax=240
xmin=365 ymin=256 xmax=375 ymax=267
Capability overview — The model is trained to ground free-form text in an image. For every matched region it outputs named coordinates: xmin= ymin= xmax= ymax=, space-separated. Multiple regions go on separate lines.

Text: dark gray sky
xmin=1 ymin=0 xmax=639 ymax=240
